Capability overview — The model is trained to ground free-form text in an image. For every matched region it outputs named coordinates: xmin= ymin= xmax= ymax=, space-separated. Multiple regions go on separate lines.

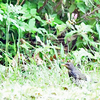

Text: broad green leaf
xmin=20 ymin=22 xmax=29 ymax=31
xmin=56 ymin=24 xmax=66 ymax=36
xmin=38 ymin=28 xmax=47 ymax=33
xmin=30 ymin=8 xmax=36 ymax=15
xmin=31 ymin=27 xmax=43 ymax=34
xmin=38 ymin=1 xmax=43 ymax=8
xmin=81 ymin=34 xmax=90 ymax=42
xmin=22 ymin=12 xmax=31 ymax=21
xmin=77 ymin=3 xmax=86 ymax=13
xmin=54 ymin=16 xmax=64 ymax=25
xmin=81 ymin=23 xmax=93 ymax=32
xmin=76 ymin=23 xmax=93 ymax=33
xmin=34 ymin=16 xmax=45 ymax=24
xmin=73 ymin=48 xmax=94 ymax=63
xmin=10 ymin=18 xmax=20 ymax=29
xmin=29 ymin=18 xmax=35 ymax=29
xmin=69 ymin=4 xmax=76 ymax=13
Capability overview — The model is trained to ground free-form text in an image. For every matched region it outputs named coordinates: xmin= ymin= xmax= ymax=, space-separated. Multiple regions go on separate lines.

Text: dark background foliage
xmin=0 ymin=0 xmax=100 ymax=67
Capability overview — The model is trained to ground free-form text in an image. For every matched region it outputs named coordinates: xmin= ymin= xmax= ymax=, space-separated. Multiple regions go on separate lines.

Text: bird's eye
xmin=66 ymin=63 xmax=69 ymax=66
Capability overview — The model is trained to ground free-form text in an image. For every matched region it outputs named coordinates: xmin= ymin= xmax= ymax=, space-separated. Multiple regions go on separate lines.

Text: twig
xmin=20 ymin=0 xmax=25 ymax=6
xmin=16 ymin=0 xmax=25 ymax=5
xmin=53 ymin=0 xmax=62 ymax=11
xmin=81 ymin=7 xmax=100 ymax=18
xmin=37 ymin=0 xmax=49 ymax=13
xmin=16 ymin=0 xmax=20 ymax=5
xmin=76 ymin=17 xmax=98 ymax=24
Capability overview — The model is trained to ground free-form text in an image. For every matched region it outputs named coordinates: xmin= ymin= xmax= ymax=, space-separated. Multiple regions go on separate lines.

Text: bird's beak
xmin=61 ymin=64 xmax=67 ymax=67
xmin=61 ymin=64 xmax=65 ymax=66
xmin=61 ymin=64 xmax=69 ymax=68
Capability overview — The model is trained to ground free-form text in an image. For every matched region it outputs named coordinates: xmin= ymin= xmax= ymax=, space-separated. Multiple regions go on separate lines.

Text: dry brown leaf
xmin=33 ymin=53 xmax=44 ymax=66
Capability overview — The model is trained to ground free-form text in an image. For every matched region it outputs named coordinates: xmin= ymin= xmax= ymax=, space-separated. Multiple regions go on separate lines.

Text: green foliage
xmin=0 ymin=0 xmax=99 ymax=66
xmin=0 ymin=0 xmax=99 ymax=65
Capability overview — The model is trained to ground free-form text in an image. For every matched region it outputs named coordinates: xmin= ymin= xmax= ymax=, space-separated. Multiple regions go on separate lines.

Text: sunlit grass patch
xmin=0 ymin=62 xmax=100 ymax=100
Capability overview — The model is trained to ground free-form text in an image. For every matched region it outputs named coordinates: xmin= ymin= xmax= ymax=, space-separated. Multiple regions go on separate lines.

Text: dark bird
xmin=63 ymin=62 xmax=87 ymax=84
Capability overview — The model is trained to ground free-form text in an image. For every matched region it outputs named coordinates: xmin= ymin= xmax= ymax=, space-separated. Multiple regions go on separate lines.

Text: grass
xmin=0 ymin=61 xmax=100 ymax=100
